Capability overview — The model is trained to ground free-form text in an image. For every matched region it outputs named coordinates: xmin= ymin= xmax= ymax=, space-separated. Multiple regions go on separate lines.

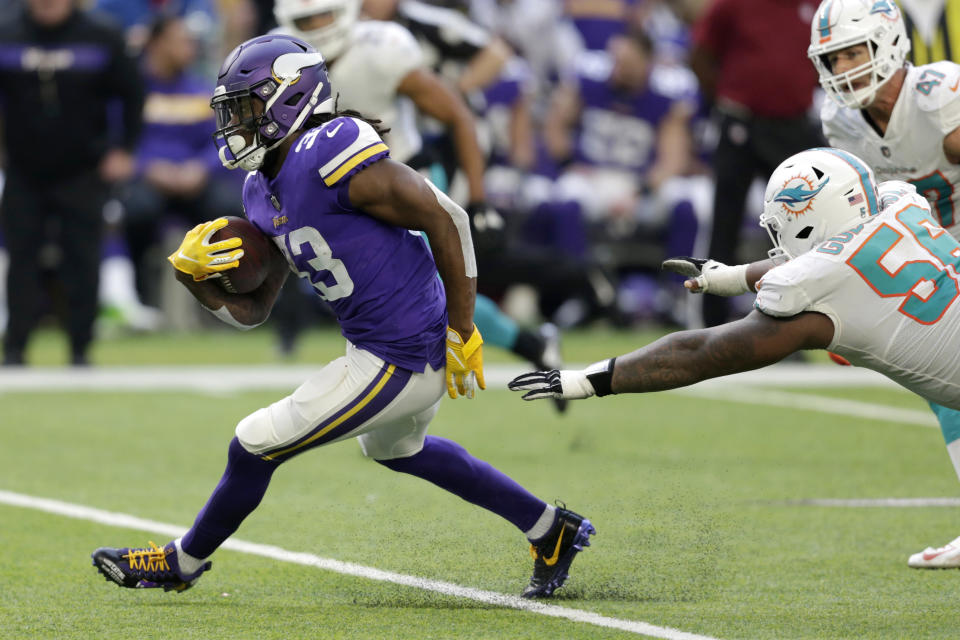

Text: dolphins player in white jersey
xmin=661 ymin=0 xmax=960 ymax=568
xmin=810 ymin=0 xmax=960 ymax=235
xmin=510 ymin=147 xmax=960 ymax=568
xmin=272 ymin=0 xmax=568 ymax=408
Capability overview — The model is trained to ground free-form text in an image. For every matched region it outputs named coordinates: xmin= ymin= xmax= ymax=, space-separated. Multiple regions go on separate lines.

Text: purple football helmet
xmin=211 ymin=34 xmax=334 ymax=171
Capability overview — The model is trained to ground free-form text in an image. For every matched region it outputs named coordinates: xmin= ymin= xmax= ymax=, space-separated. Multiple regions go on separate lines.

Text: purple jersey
xmin=242 ymin=116 xmax=447 ymax=372
xmin=138 ymin=70 xmax=222 ymax=175
xmin=570 ymin=51 xmax=693 ymax=173
xmin=475 ymin=58 xmax=533 ymax=167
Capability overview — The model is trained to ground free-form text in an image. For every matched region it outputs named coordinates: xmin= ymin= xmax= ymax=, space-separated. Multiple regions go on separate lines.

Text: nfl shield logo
xmin=881 ymin=146 xmax=891 ymax=157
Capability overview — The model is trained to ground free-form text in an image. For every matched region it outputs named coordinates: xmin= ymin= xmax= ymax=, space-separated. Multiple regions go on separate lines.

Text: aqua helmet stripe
xmin=818 ymin=147 xmax=880 ymax=216
xmin=818 ymin=0 xmax=834 ymax=43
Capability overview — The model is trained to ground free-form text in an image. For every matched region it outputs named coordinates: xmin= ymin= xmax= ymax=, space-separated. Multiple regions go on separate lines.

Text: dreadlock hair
xmin=303 ymin=94 xmax=391 ymax=137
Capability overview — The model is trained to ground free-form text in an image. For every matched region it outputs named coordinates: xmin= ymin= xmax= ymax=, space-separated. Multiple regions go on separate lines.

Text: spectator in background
xmin=537 ymin=28 xmax=703 ymax=323
xmin=217 ymin=0 xmax=259 ymax=58
xmin=117 ymin=14 xmax=239 ymax=312
xmin=245 ymin=0 xmax=278 ymax=34
xmin=472 ymin=57 xmax=538 ymax=197
xmin=469 ymin=0 xmax=583 ymax=107
xmin=469 ymin=55 xmax=621 ymax=328
xmin=635 ymin=0 xmax=700 ymax=65
xmin=93 ymin=0 xmax=219 ymax=54
xmin=0 ymin=0 xmax=144 ymax=366
xmin=690 ymin=0 xmax=824 ymax=326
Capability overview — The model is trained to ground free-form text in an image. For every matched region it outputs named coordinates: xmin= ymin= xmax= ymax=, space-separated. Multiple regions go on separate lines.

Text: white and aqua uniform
xmin=325 ymin=20 xmax=426 ymax=164
xmin=756 ymin=181 xmax=960 ymax=464
xmin=822 ymin=62 xmax=960 ymax=235
xmin=275 ymin=20 xmax=427 ymax=163
xmin=823 ymin=62 xmax=960 ymax=454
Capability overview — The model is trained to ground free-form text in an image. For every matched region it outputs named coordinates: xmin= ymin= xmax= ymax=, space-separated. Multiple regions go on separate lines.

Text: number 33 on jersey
xmin=240 ymin=115 xmax=449 ymax=373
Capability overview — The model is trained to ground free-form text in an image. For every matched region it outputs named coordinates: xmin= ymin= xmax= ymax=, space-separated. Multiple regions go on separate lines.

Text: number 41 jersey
xmin=755 ymin=182 xmax=960 ymax=408
xmin=241 ymin=116 xmax=447 ymax=373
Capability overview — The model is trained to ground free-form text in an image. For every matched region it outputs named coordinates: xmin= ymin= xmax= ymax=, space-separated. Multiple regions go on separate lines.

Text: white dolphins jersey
xmin=822 ymin=62 xmax=960 ymax=238
xmin=755 ymin=182 xmax=960 ymax=409
xmin=285 ymin=20 xmax=426 ymax=163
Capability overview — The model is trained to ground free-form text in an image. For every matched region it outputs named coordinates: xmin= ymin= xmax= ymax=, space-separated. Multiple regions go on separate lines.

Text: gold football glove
xmin=167 ymin=218 xmax=244 ymax=282
xmin=445 ymin=325 xmax=485 ymax=399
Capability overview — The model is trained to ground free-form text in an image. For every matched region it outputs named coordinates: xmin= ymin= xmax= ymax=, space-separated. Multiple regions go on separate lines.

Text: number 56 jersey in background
xmin=241 ymin=116 xmax=448 ymax=374
xmin=755 ymin=182 xmax=960 ymax=408
xmin=822 ymin=61 xmax=960 ymax=234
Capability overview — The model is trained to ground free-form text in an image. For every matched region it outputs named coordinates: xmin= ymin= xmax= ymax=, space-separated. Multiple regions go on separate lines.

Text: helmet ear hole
xmin=762 ymin=148 xmax=878 ymax=261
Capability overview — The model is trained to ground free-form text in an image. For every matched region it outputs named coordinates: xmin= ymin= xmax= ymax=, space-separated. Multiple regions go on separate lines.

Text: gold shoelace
xmin=122 ymin=541 xmax=171 ymax=573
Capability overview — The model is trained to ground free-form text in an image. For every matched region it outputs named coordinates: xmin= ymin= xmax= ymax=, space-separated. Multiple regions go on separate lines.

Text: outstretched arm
xmin=509 ymin=310 xmax=834 ymax=400
xmin=611 ymin=310 xmax=832 ymax=392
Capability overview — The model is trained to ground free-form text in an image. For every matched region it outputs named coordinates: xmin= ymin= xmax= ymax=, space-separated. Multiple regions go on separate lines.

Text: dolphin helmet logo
xmin=774 ymin=174 xmax=829 ymax=216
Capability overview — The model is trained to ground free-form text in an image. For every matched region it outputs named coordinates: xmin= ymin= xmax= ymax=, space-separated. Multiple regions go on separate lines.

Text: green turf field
xmin=1 ymin=327 xmax=958 ymax=639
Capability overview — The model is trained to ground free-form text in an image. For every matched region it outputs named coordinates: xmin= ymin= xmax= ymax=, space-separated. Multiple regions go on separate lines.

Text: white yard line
xmin=673 ymin=387 xmax=938 ymax=428
xmin=0 ymin=489 xmax=718 ymax=640
xmin=0 ymin=362 xmax=901 ymax=393
xmin=782 ymin=497 xmax=960 ymax=507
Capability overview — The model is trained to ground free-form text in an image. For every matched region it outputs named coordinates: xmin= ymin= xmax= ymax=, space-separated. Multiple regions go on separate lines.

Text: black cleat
xmin=91 ymin=541 xmax=211 ymax=592
xmin=522 ymin=505 xmax=595 ymax=598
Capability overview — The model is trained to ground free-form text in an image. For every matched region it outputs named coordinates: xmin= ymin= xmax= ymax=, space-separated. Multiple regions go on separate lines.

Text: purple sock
xmin=180 ymin=438 xmax=280 ymax=559
xmin=376 ymin=435 xmax=547 ymax=532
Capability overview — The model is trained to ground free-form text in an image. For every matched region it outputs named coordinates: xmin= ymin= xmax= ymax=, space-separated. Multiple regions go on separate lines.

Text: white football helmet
xmin=760 ymin=148 xmax=880 ymax=263
xmin=807 ymin=0 xmax=909 ymax=109
xmin=274 ymin=0 xmax=359 ymax=61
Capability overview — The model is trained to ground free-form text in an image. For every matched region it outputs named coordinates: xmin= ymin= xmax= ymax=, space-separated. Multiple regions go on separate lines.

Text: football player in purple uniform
xmin=89 ymin=34 xmax=593 ymax=599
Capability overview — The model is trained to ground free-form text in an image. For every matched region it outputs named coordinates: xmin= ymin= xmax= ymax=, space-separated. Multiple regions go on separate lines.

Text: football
xmin=210 ymin=216 xmax=275 ymax=294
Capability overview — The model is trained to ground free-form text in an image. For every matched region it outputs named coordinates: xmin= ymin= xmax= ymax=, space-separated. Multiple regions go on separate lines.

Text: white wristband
xmin=206 ymin=305 xmax=263 ymax=331
xmin=698 ymin=261 xmax=750 ymax=296
xmin=558 ymin=370 xmax=597 ymax=399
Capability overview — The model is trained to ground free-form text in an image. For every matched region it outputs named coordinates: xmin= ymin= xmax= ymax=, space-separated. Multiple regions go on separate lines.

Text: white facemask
xmin=219 ymin=134 xmax=266 ymax=171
